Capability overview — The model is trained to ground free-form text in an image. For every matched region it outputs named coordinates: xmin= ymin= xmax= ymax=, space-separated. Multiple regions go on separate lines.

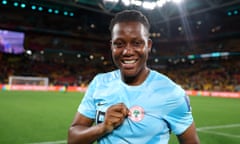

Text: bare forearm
xmin=178 ymin=137 xmax=200 ymax=144
xmin=68 ymin=123 xmax=108 ymax=144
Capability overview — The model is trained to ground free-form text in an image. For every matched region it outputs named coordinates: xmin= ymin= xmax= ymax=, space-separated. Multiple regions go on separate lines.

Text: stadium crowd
xmin=1 ymin=33 xmax=240 ymax=92
xmin=0 ymin=52 xmax=240 ymax=92
xmin=163 ymin=58 xmax=240 ymax=92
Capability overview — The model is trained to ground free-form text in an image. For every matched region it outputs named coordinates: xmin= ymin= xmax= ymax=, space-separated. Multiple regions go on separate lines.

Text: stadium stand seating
xmin=1 ymin=36 xmax=240 ymax=92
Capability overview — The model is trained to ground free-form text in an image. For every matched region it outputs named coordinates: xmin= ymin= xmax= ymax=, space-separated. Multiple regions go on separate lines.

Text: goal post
xmin=9 ymin=76 xmax=49 ymax=86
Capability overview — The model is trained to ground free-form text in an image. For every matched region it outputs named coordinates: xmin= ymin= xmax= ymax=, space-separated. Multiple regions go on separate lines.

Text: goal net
xmin=9 ymin=76 xmax=49 ymax=86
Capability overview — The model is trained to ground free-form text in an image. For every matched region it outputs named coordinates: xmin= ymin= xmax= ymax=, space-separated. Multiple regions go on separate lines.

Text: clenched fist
xmin=103 ymin=103 xmax=129 ymax=133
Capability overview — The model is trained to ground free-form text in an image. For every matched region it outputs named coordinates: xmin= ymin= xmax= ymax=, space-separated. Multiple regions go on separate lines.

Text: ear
xmin=147 ymin=38 xmax=152 ymax=52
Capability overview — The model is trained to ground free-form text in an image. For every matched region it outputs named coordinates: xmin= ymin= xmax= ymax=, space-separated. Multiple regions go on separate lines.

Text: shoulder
xmin=149 ymin=70 xmax=177 ymax=87
xmin=149 ymin=70 xmax=185 ymax=95
xmin=91 ymin=70 xmax=120 ymax=84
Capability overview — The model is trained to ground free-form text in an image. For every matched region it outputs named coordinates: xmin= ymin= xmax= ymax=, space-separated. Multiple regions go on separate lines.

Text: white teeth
xmin=123 ymin=60 xmax=136 ymax=64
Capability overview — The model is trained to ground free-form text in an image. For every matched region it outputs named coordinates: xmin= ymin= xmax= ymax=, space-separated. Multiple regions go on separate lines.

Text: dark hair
xmin=109 ymin=10 xmax=150 ymax=33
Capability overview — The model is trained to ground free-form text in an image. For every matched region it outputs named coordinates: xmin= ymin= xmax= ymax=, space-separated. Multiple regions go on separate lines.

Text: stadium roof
xmin=0 ymin=0 xmax=240 ymax=66
xmin=1 ymin=0 xmax=240 ymax=40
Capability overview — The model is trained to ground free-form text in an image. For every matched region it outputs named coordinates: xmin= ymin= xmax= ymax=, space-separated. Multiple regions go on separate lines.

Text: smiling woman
xmin=110 ymin=21 xmax=152 ymax=84
xmin=68 ymin=10 xmax=200 ymax=144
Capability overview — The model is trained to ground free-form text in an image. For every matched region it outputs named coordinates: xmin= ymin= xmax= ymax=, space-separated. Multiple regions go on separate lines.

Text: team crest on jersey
xmin=128 ymin=106 xmax=144 ymax=122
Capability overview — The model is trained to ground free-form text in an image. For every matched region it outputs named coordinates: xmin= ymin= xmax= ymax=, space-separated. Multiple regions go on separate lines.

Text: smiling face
xmin=111 ymin=21 xmax=152 ymax=85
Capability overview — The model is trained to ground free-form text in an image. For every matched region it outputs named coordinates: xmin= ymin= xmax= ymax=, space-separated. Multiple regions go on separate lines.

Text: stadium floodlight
xmin=142 ymin=1 xmax=156 ymax=10
xmin=227 ymin=11 xmax=232 ymax=16
xmin=2 ymin=0 xmax=7 ymax=5
xmin=26 ymin=50 xmax=32 ymax=55
xmin=156 ymin=0 xmax=166 ymax=7
xmin=77 ymin=53 xmax=81 ymax=58
xmin=48 ymin=8 xmax=53 ymax=13
xmin=20 ymin=3 xmax=26 ymax=8
xmin=38 ymin=6 xmax=43 ymax=11
xmin=122 ymin=0 xmax=130 ymax=6
xmin=104 ymin=0 xmax=119 ymax=2
xmin=106 ymin=0 xmax=186 ymax=10
xmin=233 ymin=10 xmax=238 ymax=15
xmin=13 ymin=2 xmax=18 ymax=7
xmin=40 ymin=50 xmax=44 ymax=54
xmin=69 ymin=12 xmax=74 ymax=16
xmin=131 ymin=0 xmax=142 ymax=7
xmin=63 ymin=11 xmax=68 ymax=16
xmin=54 ymin=9 xmax=59 ymax=14
xmin=172 ymin=0 xmax=183 ymax=4
xmin=31 ymin=5 xmax=36 ymax=10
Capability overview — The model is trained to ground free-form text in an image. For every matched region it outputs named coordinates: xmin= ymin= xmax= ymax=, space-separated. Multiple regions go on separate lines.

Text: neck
xmin=122 ymin=67 xmax=150 ymax=86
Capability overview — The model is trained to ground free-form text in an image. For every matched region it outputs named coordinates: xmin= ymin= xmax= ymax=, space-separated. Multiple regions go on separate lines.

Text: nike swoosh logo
xmin=97 ymin=103 xmax=107 ymax=106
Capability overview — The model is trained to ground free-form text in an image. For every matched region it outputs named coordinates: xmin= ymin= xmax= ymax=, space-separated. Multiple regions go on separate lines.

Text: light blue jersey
xmin=78 ymin=69 xmax=193 ymax=144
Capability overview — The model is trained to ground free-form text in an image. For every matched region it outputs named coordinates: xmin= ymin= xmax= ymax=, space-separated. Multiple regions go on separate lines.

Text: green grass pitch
xmin=0 ymin=91 xmax=240 ymax=144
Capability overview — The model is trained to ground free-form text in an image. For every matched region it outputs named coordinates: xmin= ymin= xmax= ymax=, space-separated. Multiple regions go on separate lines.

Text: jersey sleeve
xmin=77 ymin=76 xmax=98 ymax=119
xmin=163 ymin=86 xmax=193 ymax=135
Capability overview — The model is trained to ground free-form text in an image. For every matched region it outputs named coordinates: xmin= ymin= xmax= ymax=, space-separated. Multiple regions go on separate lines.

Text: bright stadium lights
xmin=48 ymin=8 xmax=53 ymax=13
xmin=233 ymin=10 xmax=238 ymax=15
xmin=156 ymin=0 xmax=166 ymax=7
xmin=227 ymin=9 xmax=239 ymax=16
xmin=26 ymin=50 xmax=32 ymax=55
xmin=63 ymin=11 xmax=68 ymax=16
xmin=69 ymin=12 xmax=74 ymax=16
xmin=40 ymin=50 xmax=44 ymax=55
xmin=104 ymin=0 xmax=118 ymax=3
xmin=54 ymin=9 xmax=59 ymax=14
xmin=59 ymin=52 xmax=63 ymax=56
xmin=227 ymin=11 xmax=232 ymax=16
xmin=2 ymin=0 xmax=7 ymax=5
xmin=101 ymin=56 xmax=105 ymax=60
xmin=89 ymin=55 xmax=94 ymax=60
xmin=172 ymin=0 xmax=183 ymax=4
xmin=178 ymin=26 xmax=182 ymax=31
xmin=111 ymin=0 xmax=186 ymax=10
xmin=142 ymin=1 xmax=156 ymax=10
xmin=2 ymin=1 xmax=75 ymax=17
xmin=77 ymin=54 xmax=81 ymax=58
xmin=38 ymin=6 xmax=43 ymax=11
xmin=131 ymin=0 xmax=142 ymax=7
xmin=31 ymin=5 xmax=36 ymax=10
xmin=90 ymin=24 xmax=95 ymax=28
xmin=122 ymin=0 xmax=130 ymax=6
xmin=13 ymin=2 xmax=18 ymax=7
xmin=20 ymin=3 xmax=26 ymax=8
xmin=197 ymin=20 xmax=202 ymax=25
xmin=150 ymin=32 xmax=161 ymax=38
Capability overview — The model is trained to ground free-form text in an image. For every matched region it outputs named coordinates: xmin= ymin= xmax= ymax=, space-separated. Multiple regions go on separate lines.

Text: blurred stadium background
xmin=0 ymin=0 xmax=240 ymax=144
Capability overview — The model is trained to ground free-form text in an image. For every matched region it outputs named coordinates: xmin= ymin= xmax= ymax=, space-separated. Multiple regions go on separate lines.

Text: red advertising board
xmin=1 ymin=84 xmax=240 ymax=98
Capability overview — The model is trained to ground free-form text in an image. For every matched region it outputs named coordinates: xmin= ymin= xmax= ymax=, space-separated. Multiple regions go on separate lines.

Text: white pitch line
xmin=199 ymin=130 xmax=240 ymax=138
xmin=197 ymin=123 xmax=240 ymax=131
xmin=197 ymin=123 xmax=240 ymax=138
xmin=27 ymin=140 xmax=66 ymax=144
xmin=28 ymin=124 xmax=240 ymax=144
